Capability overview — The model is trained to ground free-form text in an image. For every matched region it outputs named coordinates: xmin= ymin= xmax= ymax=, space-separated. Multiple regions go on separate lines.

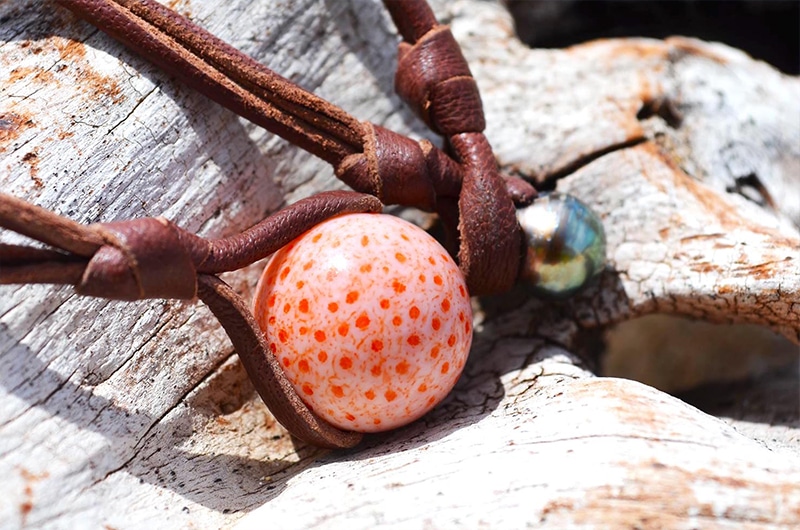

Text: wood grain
xmin=1 ymin=1 xmax=797 ymax=528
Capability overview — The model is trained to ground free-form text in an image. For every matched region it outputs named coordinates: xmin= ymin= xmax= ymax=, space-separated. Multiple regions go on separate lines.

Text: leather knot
xmin=336 ymin=123 xmax=440 ymax=211
xmin=77 ymin=218 xmax=197 ymax=300
xmin=395 ymin=26 xmax=485 ymax=135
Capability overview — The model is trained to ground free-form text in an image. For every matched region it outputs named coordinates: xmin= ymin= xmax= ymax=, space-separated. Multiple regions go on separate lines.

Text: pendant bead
xmin=253 ymin=214 xmax=472 ymax=433
xmin=516 ymin=192 xmax=606 ymax=298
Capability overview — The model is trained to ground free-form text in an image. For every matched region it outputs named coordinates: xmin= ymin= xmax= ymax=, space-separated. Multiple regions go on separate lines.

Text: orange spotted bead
xmin=252 ymin=213 xmax=472 ymax=433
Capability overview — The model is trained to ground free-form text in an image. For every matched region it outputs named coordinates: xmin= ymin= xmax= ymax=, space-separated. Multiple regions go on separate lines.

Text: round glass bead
xmin=516 ymin=192 xmax=606 ymax=298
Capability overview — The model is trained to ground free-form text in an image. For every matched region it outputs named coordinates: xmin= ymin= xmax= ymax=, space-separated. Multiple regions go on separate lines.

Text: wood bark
xmin=0 ymin=0 xmax=797 ymax=528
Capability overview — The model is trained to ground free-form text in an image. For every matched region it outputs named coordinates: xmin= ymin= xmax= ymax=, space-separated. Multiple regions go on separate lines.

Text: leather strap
xmin=0 ymin=191 xmax=378 ymax=447
xmin=384 ymin=0 xmax=527 ymax=295
xmin=197 ymin=275 xmax=362 ymax=449
xmin=54 ymin=0 xmax=537 ymax=294
xmin=3 ymin=0 xmax=540 ymax=447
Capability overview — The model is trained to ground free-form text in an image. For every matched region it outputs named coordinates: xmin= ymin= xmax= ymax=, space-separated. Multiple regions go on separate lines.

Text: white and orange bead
xmin=252 ymin=213 xmax=472 ymax=433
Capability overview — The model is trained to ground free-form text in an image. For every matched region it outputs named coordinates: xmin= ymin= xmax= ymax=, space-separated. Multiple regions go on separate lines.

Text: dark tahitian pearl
xmin=516 ymin=192 xmax=606 ymax=298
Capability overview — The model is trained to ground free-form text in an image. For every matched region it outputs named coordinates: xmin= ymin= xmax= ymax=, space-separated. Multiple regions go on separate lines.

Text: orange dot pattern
xmin=252 ymin=213 xmax=472 ymax=433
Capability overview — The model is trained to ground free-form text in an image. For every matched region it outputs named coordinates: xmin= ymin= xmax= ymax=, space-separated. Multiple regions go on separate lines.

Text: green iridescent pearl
xmin=516 ymin=192 xmax=606 ymax=298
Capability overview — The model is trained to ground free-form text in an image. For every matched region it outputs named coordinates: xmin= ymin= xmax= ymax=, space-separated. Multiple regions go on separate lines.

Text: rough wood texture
xmin=0 ymin=0 xmax=797 ymax=528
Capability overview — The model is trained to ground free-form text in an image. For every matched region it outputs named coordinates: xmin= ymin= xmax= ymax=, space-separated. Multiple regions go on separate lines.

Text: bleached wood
xmin=0 ymin=0 xmax=797 ymax=528
xmin=238 ymin=350 xmax=800 ymax=530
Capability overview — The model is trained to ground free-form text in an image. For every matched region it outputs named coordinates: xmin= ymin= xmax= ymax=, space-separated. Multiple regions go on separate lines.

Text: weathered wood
xmin=238 ymin=352 xmax=800 ymax=529
xmin=0 ymin=1 xmax=797 ymax=528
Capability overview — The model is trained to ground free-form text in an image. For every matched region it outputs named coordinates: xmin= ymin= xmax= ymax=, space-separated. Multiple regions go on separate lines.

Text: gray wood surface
xmin=1 ymin=1 xmax=797 ymax=528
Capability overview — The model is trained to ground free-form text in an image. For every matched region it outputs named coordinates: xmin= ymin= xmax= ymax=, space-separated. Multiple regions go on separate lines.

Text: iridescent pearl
xmin=252 ymin=213 xmax=472 ymax=433
xmin=516 ymin=192 xmax=606 ymax=298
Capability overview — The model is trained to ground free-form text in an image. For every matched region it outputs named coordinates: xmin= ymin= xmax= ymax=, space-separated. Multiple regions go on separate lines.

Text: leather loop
xmin=450 ymin=133 xmax=521 ymax=295
xmin=395 ymin=27 xmax=485 ymax=135
xmin=197 ymin=275 xmax=362 ymax=449
xmin=78 ymin=245 xmax=141 ymax=300
xmin=427 ymin=76 xmax=484 ymax=135
xmin=384 ymin=2 xmax=526 ymax=294
xmin=78 ymin=218 xmax=197 ymax=300
xmin=336 ymin=124 xmax=438 ymax=211
xmin=372 ymin=125 xmax=436 ymax=209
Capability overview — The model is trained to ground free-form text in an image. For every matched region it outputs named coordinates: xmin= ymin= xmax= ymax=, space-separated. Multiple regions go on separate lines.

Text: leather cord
xmin=197 ymin=275 xmax=362 ymax=449
xmin=1 ymin=191 xmax=381 ymax=298
xmin=2 ymin=0 xmax=540 ymax=447
xmin=0 ymin=191 xmax=378 ymax=447
xmin=54 ymin=0 xmax=537 ymax=295
xmin=384 ymin=0 xmax=528 ymax=295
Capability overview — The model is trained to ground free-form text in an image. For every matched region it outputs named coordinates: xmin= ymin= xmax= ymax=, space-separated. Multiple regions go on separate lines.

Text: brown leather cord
xmin=0 ymin=258 xmax=87 ymax=286
xmin=0 ymin=191 xmax=381 ymax=298
xmin=197 ymin=275 xmax=362 ymax=449
xmin=55 ymin=0 xmax=536 ymax=294
xmin=0 ymin=191 xmax=105 ymax=257
xmin=0 ymin=191 xmax=378 ymax=446
xmin=54 ymin=0 xmax=464 ymax=211
xmin=383 ymin=0 xmax=529 ymax=295
xmin=451 ymin=134 xmax=523 ymax=295
xmin=2 ymin=0 xmax=541 ymax=448
xmin=56 ymin=0 xmax=363 ymax=166
xmin=182 ymin=192 xmax=384 ymax=274
xmin=0 ymin=244 xmax=82 ymax=265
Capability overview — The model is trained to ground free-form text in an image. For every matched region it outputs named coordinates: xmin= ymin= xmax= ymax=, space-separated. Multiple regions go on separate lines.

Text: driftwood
xmin=0 ymin=0 xmax=798 ymax=528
